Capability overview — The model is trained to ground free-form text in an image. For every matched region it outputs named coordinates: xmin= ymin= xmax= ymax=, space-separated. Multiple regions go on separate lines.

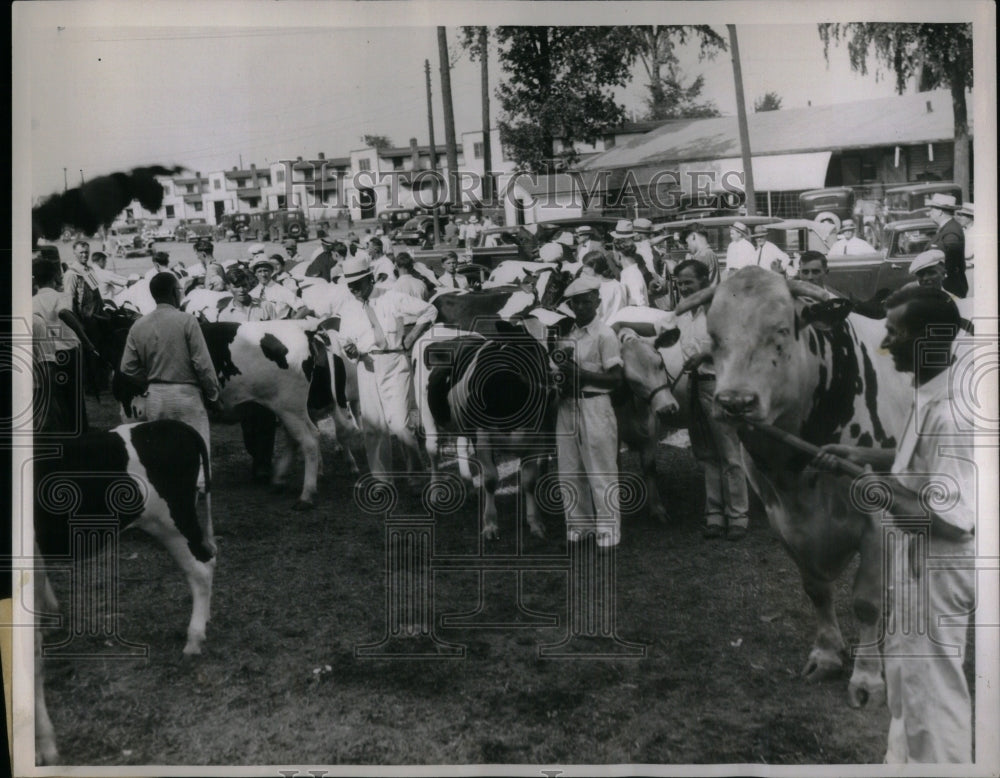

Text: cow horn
xmin=786 ymin=279 xmax=835 ymax=301
xmin=672 ymin=286 xmax=716 ymax=316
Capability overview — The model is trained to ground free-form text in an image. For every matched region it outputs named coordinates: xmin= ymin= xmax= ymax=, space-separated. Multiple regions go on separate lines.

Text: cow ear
xmin=653 ymin=327 xmax=681 ymax=350
xmin=800 ymin=298 xmax=853 ymax=331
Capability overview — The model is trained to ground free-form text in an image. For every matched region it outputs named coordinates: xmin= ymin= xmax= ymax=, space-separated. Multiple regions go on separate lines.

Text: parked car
xmin=396 ymin=214 xmax=449 ymax=248
xmin=141 ymin=220 xmax=176 ymax=243
xmin=532 ymin=217 xmax=621 ymax=248
xmin=103 ymin=224 xmax=153 ymax=258
xmin=179 ymin=218 xmax=214 ymax=243
xmin=244 ymin=209 xmax=309 ymax=242
xmin=377 ymin=207 xmax=420 ymax=238
xmin=883 ymin=182 xmax=962 ymax=222
xmin=798 ymin=187 xmax=855 ymax=229
xmin=469 ymin=226 xmax=539 ymax=267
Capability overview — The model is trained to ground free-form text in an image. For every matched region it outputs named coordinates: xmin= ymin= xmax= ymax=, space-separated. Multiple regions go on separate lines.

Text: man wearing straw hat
xmin=954 ymin=202 xmax=975 ymax=262
xmin=723 ymin=221 xmax=757 ymax=276
xmin=574 ymin=225 xmax=602 ymax=262
xmin=249 ymin=254 xmax=305 ymax=319
xmin=337 ymin=254 xmax=437 ymax=485
xmin=828 ymin=219 xmax=875 ymax=256
xmin=926 ymin=192 xmax=967 ymax=298
xmin=610 ymin=219 xmax=650 ymax=307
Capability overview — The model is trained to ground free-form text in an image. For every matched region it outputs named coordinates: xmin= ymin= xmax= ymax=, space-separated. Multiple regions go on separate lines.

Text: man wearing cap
xmin=926 ymin=193 xmax=967 ymax=298
xmin=298 ymin=235 xmax=338 ymax=281
xmin=119 ymin=272 xmax=222 ymax=491
xmin=828 ymin=219 xmax=875 ymax=256
xmin=574 ymin=225 xmax=601 ymax=262
xmin=610 ymin=220 xmax=651 ymax=307
xmin=249 ymin=255 xmax=305 ymax=318
xmin=954 ymin=202 xmax=975 ymax=262
xmin=673 ymin=258 xmax=749 ymax=540
xmin=437 ymin=251 xmax=469 ymax=290
xmin=750 ymin=226 xmax=792 ymax=275
xmin=555 ymin=275 xmax=624 ymax=548
xmin=338 ymin=255 xmax=437 ymax=485
xmin=723 ymin=222 xmax=757 ymax=276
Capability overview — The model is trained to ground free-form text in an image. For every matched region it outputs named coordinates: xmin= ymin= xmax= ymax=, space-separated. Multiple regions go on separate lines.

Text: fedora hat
xmin=838 ymin=219 xmax=857 ymax=234
xmin=750 ymin=225 xmax=770 ymax=239
xmin=925 ymin=193 xmax=959 ymax=211
xmin=574 ymin=225 xmax=594 ymax=236
xmin=956 ymin=202 xmax=974 ymax=218
xmin=342 ymin=255 xmax=374 ymax=282
xmin=730 ymin=221 xmax=751 ymax=238
xmin=633 ymin=217 xmax=653 ymax=234
xmin=248 ymin=242 xmax=266 ymax=256
xmin=611 ymin=219 xmax=635 ymax=239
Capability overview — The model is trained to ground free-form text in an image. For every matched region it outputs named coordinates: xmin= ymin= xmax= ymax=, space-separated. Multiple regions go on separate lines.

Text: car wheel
xmin=287 ymin=222 xmax=303 ymax=239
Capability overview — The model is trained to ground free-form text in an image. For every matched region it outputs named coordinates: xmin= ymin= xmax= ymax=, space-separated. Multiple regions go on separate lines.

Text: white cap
xmin=909 ymin=249 xmax=946 ymax=275
xmin=248 ymin=242 xmax=266 ymax=255
xmin=562 ymin=275 xmax=601 ymax=298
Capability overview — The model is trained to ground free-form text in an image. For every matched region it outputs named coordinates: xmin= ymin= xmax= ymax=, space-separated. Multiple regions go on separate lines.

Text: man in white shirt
xmin=90 ymin=251 xmax=129 ymax=300
xmin=750 ymin=226 xmax=792 ymax=274
xmin=437 ymin=251 xmax=470 ymax=290
xmin=463 ymin=214 xmax=481 ymax=248
xmin=954 ymin=203 xmax=975 ymax=262
xmin=249 ymin=256 xmax=305 ymax=319
xmin=580 ymin=250 xmax=625 ymax=324
xmin=610 ymin=220 xmax=649 ymax=307
xmin=828 ymin=219 xmax=876 ymax=256
xmin=338 ymin=256 xmax=437 ymax=485
xmin=574 ymin=225 xmax=602 ymax=262
xmin=392 ymin=252 xmax=431 ymax=300
xmin=723 ymin=222 xmax=757 ymax=275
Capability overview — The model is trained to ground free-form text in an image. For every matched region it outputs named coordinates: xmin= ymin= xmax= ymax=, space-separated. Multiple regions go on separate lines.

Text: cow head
xmin=707 ymin=267 xmax=845 ymax=425
xmin=617 ymin=327 xmax=683 ymax=417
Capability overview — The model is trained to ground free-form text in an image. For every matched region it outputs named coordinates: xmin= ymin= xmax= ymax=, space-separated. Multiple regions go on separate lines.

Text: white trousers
xmin=145 ymin=383 xmax=210 ymax=490
xmin=884 ymin=531 xmax=975 ymax=763
xmin=556 ymin=394 xmax=621 ymax=547
xmin=356 ymin=352 xmax=419 ymax=482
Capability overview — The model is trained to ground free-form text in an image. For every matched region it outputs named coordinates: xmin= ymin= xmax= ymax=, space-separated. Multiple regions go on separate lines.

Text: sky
xmin=13 ymin=1 xmax=987 ymax=199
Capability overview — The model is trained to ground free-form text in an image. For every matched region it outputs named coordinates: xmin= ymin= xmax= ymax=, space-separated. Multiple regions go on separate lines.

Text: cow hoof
xmin=801 ymin=648 xmax=843 ymax=681
xmin=848 ymin=679 xmax=886 ymax=709
xmin=292 ymin=499 xmax=314 ymax=512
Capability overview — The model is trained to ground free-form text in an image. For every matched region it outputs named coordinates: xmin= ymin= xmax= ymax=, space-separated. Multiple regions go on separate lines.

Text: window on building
xmin=393 ymin=158 xmax=404 ymax=170
xmin=165 ymin=205 xmax=175 ymax=218
xmin=276 ymin=169 xmax=284 ymax=183
xmin=473 ymin=142 xmax=484 ymax=159
xmin=192 ymin=201 xmax=203 ymax=212
xmin=358 ymin=158 xmax=371 ymax=171
xmin=247 ymin=198 xmax=260 ymax=208
xmin=213 ymin=179 xmax=221 ymax=190
xmin=302 ymin=168 xmax=314 ymax=182
xmin=259 ymin=177 xmax=270 ymax=187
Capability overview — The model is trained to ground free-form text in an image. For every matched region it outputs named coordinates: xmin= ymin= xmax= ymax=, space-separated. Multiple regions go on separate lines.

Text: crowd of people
xmin=31 ymin=191 xmax=979 ymax=763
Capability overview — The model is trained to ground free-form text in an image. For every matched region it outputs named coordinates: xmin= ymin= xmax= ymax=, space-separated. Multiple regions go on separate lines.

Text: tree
xmin=818 ymin=23 xmax=973 ymax=198
xmin=489 ymin=27 xmax=638 ymax=172
xmin=361 ymin=135 xmax=393 ymax=152
xmin=754 ymin=91 xmax=783 ymax=112
xmin=629 ymin=26 xmax=727 ymax=120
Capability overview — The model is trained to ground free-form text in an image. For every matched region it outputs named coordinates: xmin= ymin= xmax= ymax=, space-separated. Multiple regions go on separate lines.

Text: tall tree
xmin=753 ymin=91 xmax=783 ymax=112
xmin=361 ymin=135 xmax=393 ymax=152
xmin=490 ymin=27 xmax=637 ymax=172
xmin=818 ymin=23 xmax=973 ymax=198
xmin=630 ymin=26 xmax=727 ymax=120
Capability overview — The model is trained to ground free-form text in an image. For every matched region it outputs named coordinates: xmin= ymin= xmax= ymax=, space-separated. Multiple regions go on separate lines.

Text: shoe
xmin=702 ymin=525 xmax=724 ymax=540
xmin=726 ymin=525 xmax=747 ymax=542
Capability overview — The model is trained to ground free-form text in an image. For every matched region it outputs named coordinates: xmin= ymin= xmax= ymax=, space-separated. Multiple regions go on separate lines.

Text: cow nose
xmin=715 ymin=390 xmax=759 ymax=417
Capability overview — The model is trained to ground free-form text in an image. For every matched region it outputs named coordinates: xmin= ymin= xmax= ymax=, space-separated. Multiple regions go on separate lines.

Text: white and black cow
xmin=702 ymin=267 xmax=910 ymax=707
xmin=108 ymin=314 xmax=354 ymax=508
xmin=33 ymin=419 xmax=216 ymax=764
xmin=413 ymin=320 xmax=560 ymax=539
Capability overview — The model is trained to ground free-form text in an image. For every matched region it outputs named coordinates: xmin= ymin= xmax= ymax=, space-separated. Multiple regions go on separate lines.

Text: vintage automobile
xmin=141 ymin=219 xmax=177 ymax=243
xmin=103 ymin=223 xmax=153 ymax=258
xmin=798 ymin=187 xmax=855 ymax=231
xmin=244 ymin=209 xmax=310 ymax=242
xmin=532 ymin=216 xmax=621 ymax=248
xmin=178 ymin=218 xmax=215 ymax=243
xmin=468 ymin=226 xmax=539 ymax=267
xmin=395 ymin=214 xmax=449 ymax=248
xmin=377 ymin=207 xmax=420 ymax=239
xmin=656 ymin=215 xmax=783 ymax=267
xmin=883 ymin=182 xmax=962 ymax=222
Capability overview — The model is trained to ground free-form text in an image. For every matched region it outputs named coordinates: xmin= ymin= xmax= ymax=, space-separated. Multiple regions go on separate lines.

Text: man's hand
xmin=812 ymin=443 xmax=865 ymax=472
xmin=343 ymin=342 xmax=359 ymax=360
xmin=682 ymin=353 xmax=705 ymax=373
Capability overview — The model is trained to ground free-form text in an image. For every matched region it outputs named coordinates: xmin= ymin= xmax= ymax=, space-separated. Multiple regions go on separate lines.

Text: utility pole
xmin=79 ymin=169 xmax=84 ymax=186
xmin=437 ymin=27 xmax=460 ymax=211
xmin=478 ymin=27 xmax=493 ymax=209
xmin=728 ymin=24 xmax=756 ymax=216
xmin=424 ymin=59 xmax=441 ymax=245
xmin=63 ymin=168 xmax=68 ymax=192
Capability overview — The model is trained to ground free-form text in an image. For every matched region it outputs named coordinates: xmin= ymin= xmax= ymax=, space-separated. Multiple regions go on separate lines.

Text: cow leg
xmin=331 ymin=406 xmax=361 ymax=477
xmin=639 ymin=438 xmax=668 ymax=523
xmin=848 ymin=519 xmax=887 ymax=708
xmin=456 ymin=436 xmax=473 ymax=483
xmin=275 ymin=411 xmax=321 ymax=509
xmin=800 ymin=570 xmax=847 ymax=680
xmin=477 ymin=431 xmax=500 ymax=539
xmin=522 ymin=456 xmax=545 ymax=539
xmin=271 ymin=423 xmax=295 ymax=492
xmin=138 ymin=521 xmax=216 ymax=655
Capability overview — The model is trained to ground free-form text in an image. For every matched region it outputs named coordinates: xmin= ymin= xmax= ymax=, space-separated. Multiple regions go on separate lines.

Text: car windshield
xmin=893 ymin=226 xmax=937 ymax=256
xmin=401 ymin=218 xmax=423 ymax=230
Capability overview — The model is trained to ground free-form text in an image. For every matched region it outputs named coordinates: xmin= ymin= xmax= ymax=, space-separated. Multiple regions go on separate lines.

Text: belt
xmin=580 ymin=390 xmax=609 ymax=399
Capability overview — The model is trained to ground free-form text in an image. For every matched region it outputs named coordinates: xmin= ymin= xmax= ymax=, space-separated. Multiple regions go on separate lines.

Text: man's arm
xmin=119 ymin=329 xmax=145 ymax=380
xmin=185 ymin=318 xmax=221 ymax=403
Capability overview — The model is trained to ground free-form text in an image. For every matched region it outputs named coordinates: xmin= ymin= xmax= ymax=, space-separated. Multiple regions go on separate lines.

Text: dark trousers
xmin=240 ymin=402 xmax=277 ymax=476
xmin=35 ymin=348 xmax=89 ymax=436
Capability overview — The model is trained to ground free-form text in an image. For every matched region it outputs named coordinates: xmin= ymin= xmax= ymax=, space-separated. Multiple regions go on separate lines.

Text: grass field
xmin=34 ymin=392 xmax=901 ymax=768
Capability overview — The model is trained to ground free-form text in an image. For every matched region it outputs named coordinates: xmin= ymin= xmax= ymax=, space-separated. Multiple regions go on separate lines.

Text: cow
xmin=606 ymin=307 xmax=691 ymax=523
xmin=413 ymin=320 xmax=560 ymax=539
xmin=696 ymin=266 xmax=911 ymax=707
xmin=32 ymin=419 xmax=216 ymax=764
xmin=105 ymin=313 xmax=355 ymax=509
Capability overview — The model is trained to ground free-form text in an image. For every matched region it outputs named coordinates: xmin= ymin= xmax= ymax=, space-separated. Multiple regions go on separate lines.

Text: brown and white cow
xmin=702 ymin=266 xmax=910 ymax=706
xmin=33 ymin=419 xmax=216 ymax=764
